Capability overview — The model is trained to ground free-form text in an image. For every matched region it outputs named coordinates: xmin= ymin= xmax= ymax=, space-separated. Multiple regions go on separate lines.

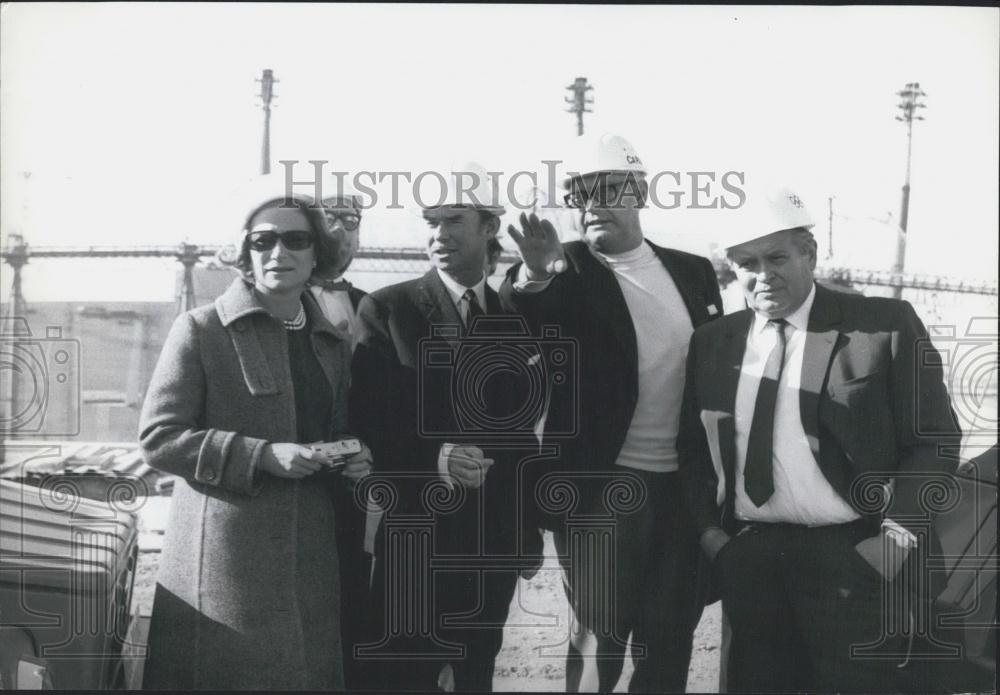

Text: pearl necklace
xmin=283 ymin=303 xmax=307 ymax=331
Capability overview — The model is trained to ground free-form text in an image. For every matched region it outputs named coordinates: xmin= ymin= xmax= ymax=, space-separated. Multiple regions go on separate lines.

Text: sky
xmin=1 ymin=3 xmax=998 ymax=302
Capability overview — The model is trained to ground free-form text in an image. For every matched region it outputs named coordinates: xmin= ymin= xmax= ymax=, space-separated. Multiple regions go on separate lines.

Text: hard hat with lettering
xmin=562 ymin=133 xmax=647 ymax=188
xmin=721 ymin=183 xmax=815 ymax=249
xmin=418 ymin=160 xmax=506 ymax=217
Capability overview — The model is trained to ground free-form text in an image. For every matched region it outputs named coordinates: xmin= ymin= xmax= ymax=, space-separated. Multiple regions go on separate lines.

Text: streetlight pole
xmin=892 ymin=82 xmax=926 ymax=299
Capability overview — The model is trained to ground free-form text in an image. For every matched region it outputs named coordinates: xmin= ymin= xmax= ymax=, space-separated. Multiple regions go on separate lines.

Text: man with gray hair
xmin=679 ymin=185 xmax=961 ymax=691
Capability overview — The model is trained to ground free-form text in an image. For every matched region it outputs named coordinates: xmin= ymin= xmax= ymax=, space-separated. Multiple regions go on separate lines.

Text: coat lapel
xmin=485 ymin=284 xmax=501 ymax=315
xmin=573 ymin=246 xmax=639 ymax=369
xmin=417 ymin=268 xmax=464 ymax=344
xmin=649 ymin=241 xmax=709 ymax=327
xmin=719 ymin=312 xmax=753 ymax=500
xmin=800 ymin=284 xmax=842 ymax=465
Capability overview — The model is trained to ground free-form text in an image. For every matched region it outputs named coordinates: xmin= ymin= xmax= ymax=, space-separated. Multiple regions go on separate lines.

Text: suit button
xmin=234 ymin=323 xmax=246 ymax=333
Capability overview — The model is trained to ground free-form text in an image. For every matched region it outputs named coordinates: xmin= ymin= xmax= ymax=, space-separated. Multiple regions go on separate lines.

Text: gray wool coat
xmin=139 ymin=278 xmax=351 ymax=690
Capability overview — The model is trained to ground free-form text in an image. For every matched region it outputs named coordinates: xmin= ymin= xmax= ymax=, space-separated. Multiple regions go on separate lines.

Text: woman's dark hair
xmin=235 ymin=196 xmax=342 ymax=278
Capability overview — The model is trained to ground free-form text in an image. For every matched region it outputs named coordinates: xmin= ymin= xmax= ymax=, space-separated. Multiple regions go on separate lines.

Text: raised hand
xmin=507 ymin=212 xmax=566 ymax=281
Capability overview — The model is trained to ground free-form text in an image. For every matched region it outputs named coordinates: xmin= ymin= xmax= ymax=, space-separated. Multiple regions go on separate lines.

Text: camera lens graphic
xmin=948 ymin=343 xmax=999 ymax=431
xmin=0 ymin=342 xmax=49 ymax=432
xmin=451 ymin=342 xmax=547 ymax=432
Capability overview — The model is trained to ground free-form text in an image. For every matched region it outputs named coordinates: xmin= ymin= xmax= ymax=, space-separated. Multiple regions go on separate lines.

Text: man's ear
xmin=484 ymin=215 xmax=501 ymax=237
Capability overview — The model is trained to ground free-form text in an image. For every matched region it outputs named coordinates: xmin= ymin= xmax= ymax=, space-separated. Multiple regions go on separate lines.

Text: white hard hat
xmin=721 ymin=184 xmax=815 ymax=249
xmin=562 ymin=133 xmax=647 ymax=188
xmin=418 ymin=160 xmax=506 ymax=217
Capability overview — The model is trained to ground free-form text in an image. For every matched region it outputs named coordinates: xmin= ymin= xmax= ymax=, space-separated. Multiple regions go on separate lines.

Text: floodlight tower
xmin=892 ymin=82 xmax=926 ymax=299
xmin=565 ymin=77 xmax=594 ymax=136
xmin=257 ymin=69 xmax=278 ymax=175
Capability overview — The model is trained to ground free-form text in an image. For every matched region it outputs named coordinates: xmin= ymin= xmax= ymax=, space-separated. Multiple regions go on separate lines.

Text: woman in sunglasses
xmin=139 ymin=192 xmax=371 ymax=690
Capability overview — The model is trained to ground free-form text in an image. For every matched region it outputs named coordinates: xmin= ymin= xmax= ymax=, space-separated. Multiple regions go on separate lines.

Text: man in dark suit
xmin=679 ymin=185 xmax=962 ymax=692
xmin=501 ymin=134 xmax=723 ymax=692
xmin=349 ymin=164 xmax=540 ymax=691
xmin=309 ymin=189 xmax=373 ymax=690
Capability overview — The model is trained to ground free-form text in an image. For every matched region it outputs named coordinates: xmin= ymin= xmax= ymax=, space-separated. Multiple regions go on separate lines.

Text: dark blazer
xmin=350 ymin=268 xmax=536 ymax=551
xmin=678 ymin=283 xmax=962 ymax=583
xmin=499 ymin=239 xmax=724 ymax=510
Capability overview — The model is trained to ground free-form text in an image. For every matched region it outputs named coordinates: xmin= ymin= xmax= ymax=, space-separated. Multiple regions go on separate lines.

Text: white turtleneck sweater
xmin=599 ymin=242 xmax=693 ymax=472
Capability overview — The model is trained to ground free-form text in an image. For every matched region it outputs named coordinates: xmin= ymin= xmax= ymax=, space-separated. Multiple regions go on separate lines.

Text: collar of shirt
xmin=313 ymin=275 xmax=351 ymax=291
xmin=435 ymin=267 xmax=487 ymax=312
xmin=750 ymin=282 xmax=816 ymax=337
xmin=588 ymin=236 xmax=648 ymax=269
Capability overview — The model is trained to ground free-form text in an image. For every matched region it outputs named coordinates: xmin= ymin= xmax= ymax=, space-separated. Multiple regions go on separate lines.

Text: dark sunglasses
xmin=247 ymin=230 xmax=314 ymax=252
xmin=323 ymin=210 xmax=361 ymax=231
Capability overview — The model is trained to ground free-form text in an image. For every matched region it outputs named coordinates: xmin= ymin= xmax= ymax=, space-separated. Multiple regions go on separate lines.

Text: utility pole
xmin=565 ymin=77 xmax=594 ymax=136
xmin=892 ymin=82 xmax=926 ymax=299
xmin=257 ymin=69 xmax=278 ymax=175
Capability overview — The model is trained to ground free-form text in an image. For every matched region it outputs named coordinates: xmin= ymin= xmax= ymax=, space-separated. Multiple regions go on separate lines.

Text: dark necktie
xmin=744 ymin=318 xmax=789 ymax=507
xmin=462 ymin=289 xmax=484 ymax=325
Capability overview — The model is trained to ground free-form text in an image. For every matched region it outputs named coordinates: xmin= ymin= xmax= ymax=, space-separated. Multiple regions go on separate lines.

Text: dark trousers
xmin=553 ymin=470 xmax=704 ymax=693
xmin=716 ymin=520 xmax=909 ymax=693
xmin=363 ymin=480 xmax=525 ymax=692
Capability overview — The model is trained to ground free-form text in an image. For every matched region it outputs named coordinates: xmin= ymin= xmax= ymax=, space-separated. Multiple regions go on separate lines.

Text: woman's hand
xmin=260 ymin=443 xmax=322 ymax=479
xmin=341 ymin=442 xmax=373 ymax=484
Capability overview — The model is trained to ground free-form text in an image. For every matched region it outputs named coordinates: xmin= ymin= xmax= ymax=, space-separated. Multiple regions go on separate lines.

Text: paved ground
xmin=129 ymin=498 xmax=721 ymax=691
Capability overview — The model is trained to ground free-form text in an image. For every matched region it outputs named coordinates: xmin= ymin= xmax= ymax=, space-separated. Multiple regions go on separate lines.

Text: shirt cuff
xmin=882 ymin=518 xmax=918 ymax=549
xmin=438 ymin=443 xmax=455 ymax=490
xmin=513 ymin=264 xmax=555 ymax=293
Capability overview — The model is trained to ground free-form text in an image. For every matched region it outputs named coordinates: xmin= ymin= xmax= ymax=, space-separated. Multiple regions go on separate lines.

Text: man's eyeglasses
xmin=247 ymin=230 xmax=314 ymax=252
xmin=563 ymin=180 xmax=628 ymax=210
xmin=324 ymin=210 xmax=361 ymax=232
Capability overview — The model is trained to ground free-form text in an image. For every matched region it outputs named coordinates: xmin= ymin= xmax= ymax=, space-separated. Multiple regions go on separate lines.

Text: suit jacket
xmin=499 ymin=239 xmax=724 ymax=512
xmin=350 ymin=268 xmax=537 ymax=557
xmin=679 ymin=284 xmax=962 ymax=581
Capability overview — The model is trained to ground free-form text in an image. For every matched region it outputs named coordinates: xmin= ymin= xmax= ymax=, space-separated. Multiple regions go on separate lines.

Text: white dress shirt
xmin=436 ymin=268 xmax=487 ymax=325
xmin=435 ymin=268 xmax=488 ymax=487
xmin=734 ymin=284 xmax=860 ymax=525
